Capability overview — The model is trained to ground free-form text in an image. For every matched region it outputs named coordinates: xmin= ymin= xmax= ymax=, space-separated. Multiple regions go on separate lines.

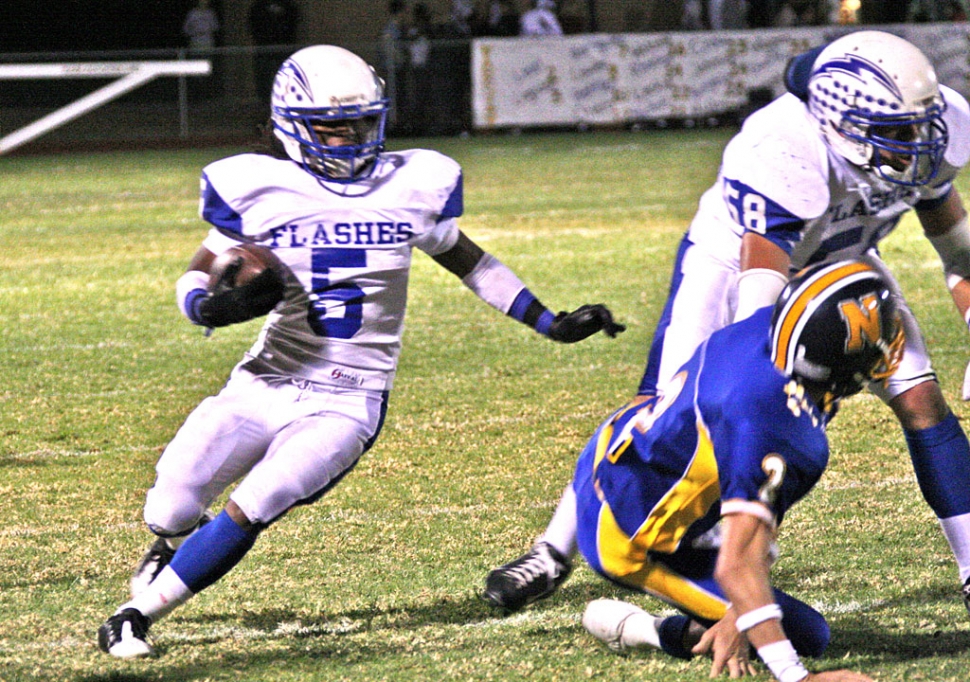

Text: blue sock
xmin=774 ymin=589 xmax=830 ymax=658
xmin=658 ymin=614 xmax=694 ymax=660
xmin=904 ymin=412 xmax=970 ymax=518
xmin=169 ymin=510 xmax=259 ymax=593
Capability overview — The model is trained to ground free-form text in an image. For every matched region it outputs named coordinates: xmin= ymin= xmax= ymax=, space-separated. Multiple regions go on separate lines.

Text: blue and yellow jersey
xmin=575 ymin=307 xmax=829 ymax=590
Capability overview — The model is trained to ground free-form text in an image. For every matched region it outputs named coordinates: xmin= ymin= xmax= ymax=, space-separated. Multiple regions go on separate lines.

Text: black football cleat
xmin=129 ymin=536 xmax=176 ymax=598
xmin=98 ymin=608 xmax=154 ymax=658
xmin=130 ymin=512 xmax=213 ymax=597
xmin=483 ymin=542 xmax=572 ymax=613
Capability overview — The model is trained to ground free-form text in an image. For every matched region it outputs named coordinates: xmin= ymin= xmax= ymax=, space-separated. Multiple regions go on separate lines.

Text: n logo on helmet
xmin=839 ymin=294 xmax=881 ymax=354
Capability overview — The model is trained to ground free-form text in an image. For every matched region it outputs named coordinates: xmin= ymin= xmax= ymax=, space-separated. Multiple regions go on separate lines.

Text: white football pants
xmin=144 ymin=366 xmax=386 ymax=533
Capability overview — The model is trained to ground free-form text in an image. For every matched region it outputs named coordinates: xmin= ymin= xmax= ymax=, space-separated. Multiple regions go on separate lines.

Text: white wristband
xmin=176 ymin=270 xmax=210 ymax=318
xmin=735 ymin=603 xmax=783 ymax=632
xmin=757 ymin=639 xmax=809 ymax=682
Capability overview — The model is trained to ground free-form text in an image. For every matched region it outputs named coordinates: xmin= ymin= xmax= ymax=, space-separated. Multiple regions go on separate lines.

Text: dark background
xmin=0 ymin=0 xmax=221 ymax=53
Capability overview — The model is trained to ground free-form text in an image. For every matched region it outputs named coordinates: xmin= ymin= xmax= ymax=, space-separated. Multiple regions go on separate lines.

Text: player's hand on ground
xmin=548 ymin=304 xmax=626 ymax=343
xmin=691 ymin=614 xmax=756 ymax=678
xmin=805 ymin=671 xmax=874 ymax=681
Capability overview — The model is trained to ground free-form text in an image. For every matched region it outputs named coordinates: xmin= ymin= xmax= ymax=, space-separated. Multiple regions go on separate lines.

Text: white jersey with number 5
xmin=198 ymin=148 xmax=464 ymax=391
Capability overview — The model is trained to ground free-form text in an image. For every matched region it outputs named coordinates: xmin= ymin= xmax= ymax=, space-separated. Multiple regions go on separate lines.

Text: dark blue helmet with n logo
xmin=770 ymin=260 xmax=905 ymax=399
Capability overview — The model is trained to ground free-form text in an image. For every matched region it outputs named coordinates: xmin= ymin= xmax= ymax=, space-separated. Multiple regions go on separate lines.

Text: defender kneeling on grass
xmin=490 ymin=260 xmax=899 ymax=682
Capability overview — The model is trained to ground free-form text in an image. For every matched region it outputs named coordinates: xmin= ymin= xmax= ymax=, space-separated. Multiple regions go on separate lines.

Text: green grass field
xmin=2 ymin=129 xmax=969 ymax=681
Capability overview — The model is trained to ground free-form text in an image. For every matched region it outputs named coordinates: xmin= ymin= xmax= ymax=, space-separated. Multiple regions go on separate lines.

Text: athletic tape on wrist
xmin=735 ymin=603 xmax=783 ymax=632
xmin=757 ymin=639 xmax=809 ymax=682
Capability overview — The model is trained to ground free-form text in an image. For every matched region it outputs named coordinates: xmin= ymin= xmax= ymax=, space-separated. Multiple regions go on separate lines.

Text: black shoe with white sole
xmin=98 ymin=608 xmax=154 ymax=658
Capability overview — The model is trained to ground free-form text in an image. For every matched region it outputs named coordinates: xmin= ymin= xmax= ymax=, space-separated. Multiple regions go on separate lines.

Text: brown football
xmin=208 ymin=243 xmax=286 ymax=292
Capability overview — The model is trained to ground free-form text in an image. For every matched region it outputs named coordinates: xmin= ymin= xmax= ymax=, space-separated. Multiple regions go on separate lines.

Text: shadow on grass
xmin=70 ymin=590 xmax=552 ymax=681
xmin=73 ymin=584 xmax=597 ymax=681
xmin=821 ymin=581 xmax=970 ymax=662
xmin=72 ymin=581 xmax=970 ymax=681
xmin=827 ymin=623 xmax=970 ymax=661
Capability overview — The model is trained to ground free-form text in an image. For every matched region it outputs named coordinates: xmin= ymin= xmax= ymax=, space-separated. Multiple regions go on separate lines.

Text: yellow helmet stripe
xmin=772 ymin=261 xmax=875 ymax=373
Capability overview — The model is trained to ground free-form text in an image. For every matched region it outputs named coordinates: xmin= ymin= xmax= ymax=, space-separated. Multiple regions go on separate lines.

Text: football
xmin=208 ymin=243 xmax=286 ymax=293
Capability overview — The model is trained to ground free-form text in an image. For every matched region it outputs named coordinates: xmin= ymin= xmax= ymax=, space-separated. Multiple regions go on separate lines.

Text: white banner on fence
xmin=472 ymin=24 xmax=970 ymax=129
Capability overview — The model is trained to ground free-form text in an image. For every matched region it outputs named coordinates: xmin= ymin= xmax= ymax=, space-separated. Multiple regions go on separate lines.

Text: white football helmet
xmin=807 ymin=31 xmax=947 ymax=186
xmin=271 ymin=45 xmax=388 ymax=182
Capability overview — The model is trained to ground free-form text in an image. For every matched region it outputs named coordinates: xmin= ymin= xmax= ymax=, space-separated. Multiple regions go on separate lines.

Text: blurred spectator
xmin=910 ymin=0 xmax=969 ymax=21
xmin=444 ymin=0 xmax=477 ymax=36
xmin=681 ymin=0 xmax=707 ymax=29
xmin=773 ymin=0 xmax=823 ymax=25
xmin=484 ymin=0 xmax=521 ymax=36
xmin=384 ymin=0 xmax=409 ymax=45
xmin=182 ymin=0 xmax=220 ymax=50
xmin=421 ymin=1 xmax=474 ymax=135
xmin=249 ymin=0 xmax=300 ymax=102
xmin=400 ymin=2 xmax=435 ymax=135
xmin=520 ymin=0 xmax=563 ymax=35
xmin=835 ymin=0 xmax=861 ymax=23
xmin=946 ymin=0 xmax=970 ymax=19
xmin=708 ymin=0 xmax=748 ymax=28
xmin=382 ymin=0 xmax=410 ymax=130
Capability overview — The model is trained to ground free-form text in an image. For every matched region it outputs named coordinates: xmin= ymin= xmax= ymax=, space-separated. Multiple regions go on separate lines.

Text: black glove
xmin=547 ymin=304 xmax=626 ymax=343
xmin=197 ymin=268 xmax=286 ymax=328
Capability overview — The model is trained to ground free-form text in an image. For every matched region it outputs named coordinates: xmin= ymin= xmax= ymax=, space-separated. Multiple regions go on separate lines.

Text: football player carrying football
xmin=484 ymin=30 xmax=970 ymax=620
xmin=97 ymin=44 xmax=624 ymax=658
xmin=529 ymin=261 xmax=896 ymax=682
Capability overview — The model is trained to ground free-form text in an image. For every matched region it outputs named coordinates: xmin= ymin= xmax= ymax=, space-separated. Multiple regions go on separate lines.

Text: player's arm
xmin=175 ymin=245 xmax=284 ymax=328
xmin=431 ymin=231 xmax=625 ymax=343
xmin=921 ymin=188 xmax=970 ymax=322
xmin=710 ymin=509 xmax=873 ymax=682
xmin=737 ymin=232 xmax=791 ymax=321
xmin=920 ymin=189 xmax=970 ymax=399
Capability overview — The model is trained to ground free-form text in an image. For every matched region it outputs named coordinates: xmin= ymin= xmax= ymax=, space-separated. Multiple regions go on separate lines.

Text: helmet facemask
xmin=275 ymin=103 xmax=387 ymax=182
xmin=837 ymin=101 xmax=948 ymax=186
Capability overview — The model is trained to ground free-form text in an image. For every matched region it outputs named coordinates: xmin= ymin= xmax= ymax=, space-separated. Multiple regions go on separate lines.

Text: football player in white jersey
xmin=97 ymin=44 xmax=624 ymax=658
xmin=484 ymin=30 xmax=970 ymax=618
